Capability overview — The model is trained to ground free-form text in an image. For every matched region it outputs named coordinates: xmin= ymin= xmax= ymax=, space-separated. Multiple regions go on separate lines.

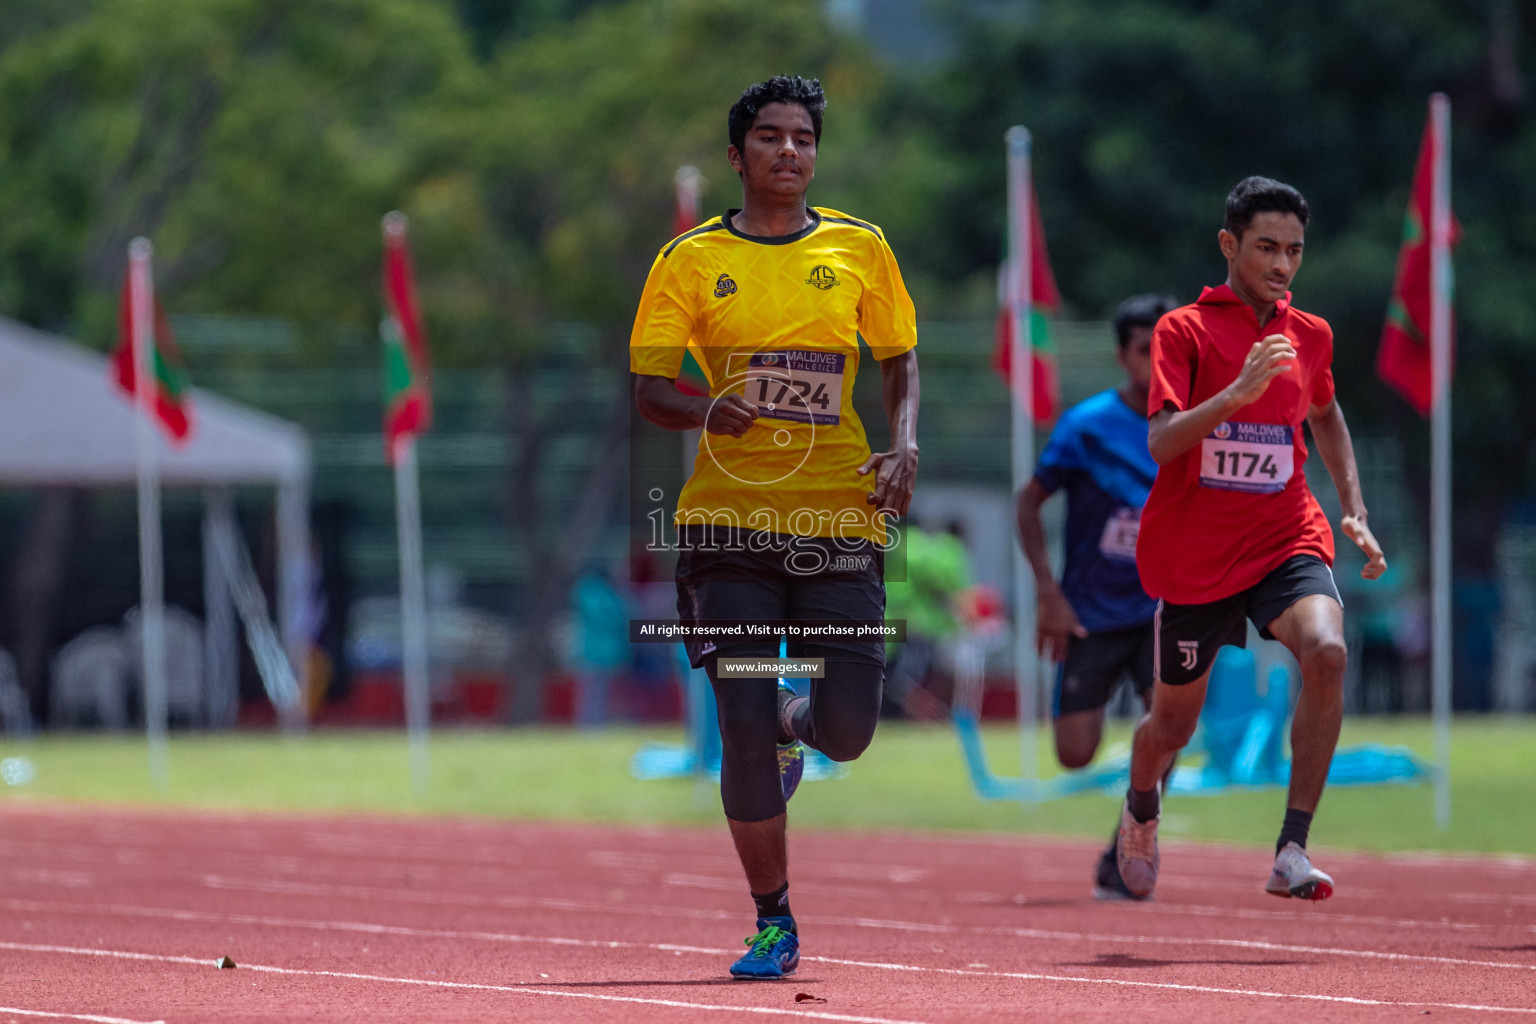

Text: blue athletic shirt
xmin=1033 ymin=388 xmax=1158 ymax=632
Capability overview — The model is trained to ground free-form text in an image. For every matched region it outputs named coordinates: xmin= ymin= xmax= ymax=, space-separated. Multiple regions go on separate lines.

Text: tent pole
xmin=276 ymin=474 xmax=310 ymax=731
xmin=202 ymin=488 xmax=239 ymax=728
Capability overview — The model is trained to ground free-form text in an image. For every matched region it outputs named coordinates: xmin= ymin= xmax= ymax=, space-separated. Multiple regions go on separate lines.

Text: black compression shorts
xmin=1053 ymin=622 xmax=1155 ymax=718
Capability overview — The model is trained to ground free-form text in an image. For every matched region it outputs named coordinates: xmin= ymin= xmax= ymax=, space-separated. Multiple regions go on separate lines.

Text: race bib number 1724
xmin=745 ymin=351 xmax=844 ymax=427
xmin=1199 ymin=422 xmax=1294 ymax=494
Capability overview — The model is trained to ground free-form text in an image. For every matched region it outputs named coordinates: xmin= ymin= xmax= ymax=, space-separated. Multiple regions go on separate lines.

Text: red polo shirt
xmin=1136 ymin=284 xmax=1336 ymax=605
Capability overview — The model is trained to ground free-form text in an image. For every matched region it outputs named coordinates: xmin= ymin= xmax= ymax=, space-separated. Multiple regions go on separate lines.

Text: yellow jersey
xmin=630 ymin=207 xmax=917 ymax=542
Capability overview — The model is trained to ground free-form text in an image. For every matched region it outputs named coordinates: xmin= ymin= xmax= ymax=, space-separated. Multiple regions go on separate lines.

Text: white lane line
xmin=6 ymin=835 xmax=1529 ymax=902
xmin=9 ymin=897 xmax=1535 ymax=975
xmin=3 ymin=936 xmax=1534 ymax=1018
xmin=0 ymin=1007 xmax=164 ymax=1024
xmin=0 ymin=940 xmax=928 ymax=1024
xmin=824 ymin=914 xmax=1536 ymax=972
xmin=198 ymin=874 xmax=726 ymax=922
xmin=803 ymin=955 xmax=1536 ymax=1016
xmin=0 ymin=898 xmax=731 ymax=955
xmin=6 ymin=811 xmax=1534 ymax=874
xmin=8 ymin=834 xmax=1532 ymax=905
xmin=195 ymin=873 xmax=1535 ymax=939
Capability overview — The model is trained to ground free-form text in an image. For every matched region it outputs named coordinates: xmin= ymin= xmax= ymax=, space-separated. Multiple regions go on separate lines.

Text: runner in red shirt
xmin=1108 ymin=177 xmax=1387 ymax=902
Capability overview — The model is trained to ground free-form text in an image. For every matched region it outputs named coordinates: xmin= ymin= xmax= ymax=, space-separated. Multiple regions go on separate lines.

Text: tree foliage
xmin=0 ymin=0 xmax=478 ymax=352
xmin=919 ymin=0 xmax=1536 ymax=559
xmin=0 ymin=0 xmax=1532 ymax=565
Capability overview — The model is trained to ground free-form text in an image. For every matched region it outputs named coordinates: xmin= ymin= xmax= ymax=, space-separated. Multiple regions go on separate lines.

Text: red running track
xmin=0 ymin=803 xmax=1532 ymax=1023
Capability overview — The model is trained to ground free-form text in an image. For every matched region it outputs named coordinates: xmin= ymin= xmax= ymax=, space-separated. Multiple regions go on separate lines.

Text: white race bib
xmin=1098 ymin=507 xmax=1141 ymax=562
xmin=743 ymin=351 xmax=844 ymax=426
xmin=1200 ymin=422 xmax=1294 ymax=494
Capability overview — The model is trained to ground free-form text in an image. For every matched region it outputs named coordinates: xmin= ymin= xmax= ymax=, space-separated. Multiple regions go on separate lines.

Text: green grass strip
xmin=1 ymin=717 xmax=1529 ymax=855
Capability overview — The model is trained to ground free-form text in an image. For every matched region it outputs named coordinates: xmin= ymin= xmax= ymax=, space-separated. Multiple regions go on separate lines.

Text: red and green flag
xmin=992 ymin=181 xmax=1061 ymax=423
xmin=1377 ymin=97 xmax=1458 ymax=415
xmin=112 ymin=274 xmax=192 ymax=443
xmin=382 ymin=212 xmax=432 ymax=462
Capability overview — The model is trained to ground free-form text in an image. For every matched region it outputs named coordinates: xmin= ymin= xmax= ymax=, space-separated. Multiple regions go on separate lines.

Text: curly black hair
xmin=1224 ymin=176 xmax=1309 ymax=239
xmin=727 ymin=75 xmax=826 ymax=154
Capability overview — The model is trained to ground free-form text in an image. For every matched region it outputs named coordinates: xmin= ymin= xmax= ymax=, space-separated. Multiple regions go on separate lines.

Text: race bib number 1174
xmin=1199 ymin=422 xmax=1294 ymax=494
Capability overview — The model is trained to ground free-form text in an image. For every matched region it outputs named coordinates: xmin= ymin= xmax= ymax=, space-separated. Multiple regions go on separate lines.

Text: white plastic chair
xmin=50 ymin=627 xmax=132 ymax=729
xmin=124 ymin=606 xmax=206 ymax=727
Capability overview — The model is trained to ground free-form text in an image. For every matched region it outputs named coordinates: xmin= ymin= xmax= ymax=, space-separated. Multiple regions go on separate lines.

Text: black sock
xmin=751 ymin=883 xmax=793 ymax=929
xmin=1277 ymin=809 xmax=1313 ymax=854
xmin=1126 ymin=785 xmax=1160 ymax=824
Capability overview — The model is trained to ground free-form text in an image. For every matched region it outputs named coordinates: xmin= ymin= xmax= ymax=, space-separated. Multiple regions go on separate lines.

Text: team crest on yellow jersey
xmin=714 ymin=273 xmax=737 ymax=298
xmin=806 ymin=265 xmax=839 ymax=290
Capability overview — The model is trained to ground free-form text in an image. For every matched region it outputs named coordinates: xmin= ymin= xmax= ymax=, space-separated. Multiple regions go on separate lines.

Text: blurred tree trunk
xmin=8 ymin=488 xmax=78 ymax=719
xmin=504 ymin=355 xmax=630 ymax=723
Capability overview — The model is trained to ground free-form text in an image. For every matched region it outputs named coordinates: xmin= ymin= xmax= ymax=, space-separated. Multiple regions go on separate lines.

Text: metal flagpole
xmin=396 ymin=435 xmax=431 ymax=793
xmin=1005 ymin=126 xmax=1038 ymax=799
xmin=1429 ymin=92 xmax=1453 ymax=829
xmin=129 ymin=238 xmax=168 ymax=787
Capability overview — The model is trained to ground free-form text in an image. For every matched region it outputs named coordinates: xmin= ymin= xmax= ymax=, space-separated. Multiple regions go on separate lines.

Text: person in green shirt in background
xmin=884 ymin=522 xmax=972 ymax=718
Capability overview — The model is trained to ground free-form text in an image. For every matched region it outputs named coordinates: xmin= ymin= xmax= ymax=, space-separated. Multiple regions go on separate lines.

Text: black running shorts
xmin=1053 ymin=622 xmax=1155 ymax=718
xmin=1155 ymin=554 xmax=1342 ymax=686
xmin=674 ymin=525 xmax=886 ymax=670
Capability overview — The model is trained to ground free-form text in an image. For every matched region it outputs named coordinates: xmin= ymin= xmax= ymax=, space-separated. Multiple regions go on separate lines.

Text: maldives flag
xmin=1377 ymin=97 xmax=1458 ymax=415
xmin=112 ymin=276 xmax=192 ymax=443
xmin=992 ymin=181 xmax=1061 ymax=423
xmin=382 ymin=212 xmax=432 ymax=462
xmin=671 ymin=166 xmax=710 ymax=398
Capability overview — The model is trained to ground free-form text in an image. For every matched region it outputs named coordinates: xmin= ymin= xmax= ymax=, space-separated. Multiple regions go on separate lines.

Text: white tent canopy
xmin=0 ymin=315 xmax=307 ymax=486
xmin=0 ymin=314 xmax=312 ymax=724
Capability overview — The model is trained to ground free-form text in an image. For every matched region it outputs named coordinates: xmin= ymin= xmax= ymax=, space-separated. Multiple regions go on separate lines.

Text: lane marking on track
xmin=3 ymin=935 xmax=1534 ymax=1018
xmin=5 ymin=811 xmax=1534 ymax=875
xmin=8 ymin=833 xmax=1533 ymax=905
xmin=8 ymin=897 xmax=1535 ymax=974
xmin=0 ymin=1007 xmax=164 ymax=1024
xmin=800 ymin=955 xmax=1536 ymax=1015
xmin=0 ymin=941 xmax=931 ymax=1024
xmin=0 ymin=899 xmax=733 ymax=956
xmin=197 ymin=875 xmax=736 ymax=922
xmin=12 ymin=902 xmax=1536 ymax=976
xmin=661 ymin=867 xmax=1536 ymax=908
xmin=191 ymin=874 xmax=1536 ymax=941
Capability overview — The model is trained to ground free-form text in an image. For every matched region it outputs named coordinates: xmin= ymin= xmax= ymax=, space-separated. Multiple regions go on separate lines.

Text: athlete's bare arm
xmin=1015 ymin=479 xmax=1088 ymax=661
xmin=1147 ymin=334 xmax=1297 ymax=464
xmin=858 ymin=348 xmax=919 ymax=516
xmin=633 ymin=372 xmax=758 ymax=437
xmin=1307 ymin=397 xmax=1388 ymax=580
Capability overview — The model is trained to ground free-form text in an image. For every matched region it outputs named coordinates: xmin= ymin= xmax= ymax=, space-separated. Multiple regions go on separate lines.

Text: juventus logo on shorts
xmin=1177 ymin=640 xmax=1199 ymax=670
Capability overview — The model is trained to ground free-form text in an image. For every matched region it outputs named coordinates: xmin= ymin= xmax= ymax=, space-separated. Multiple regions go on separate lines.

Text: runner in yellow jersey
xmin=631 ymin=75 xmax=919 ymax=980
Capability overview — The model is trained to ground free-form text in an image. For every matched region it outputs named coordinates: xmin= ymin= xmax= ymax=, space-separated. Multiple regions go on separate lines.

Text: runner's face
xmin=1221 ymin=211 xmax=1304 ymax=305
xmin=1117 ymin=325 xmax=1153 ymax=394
xmin=728 ymin=102 xmax=817 ymax=198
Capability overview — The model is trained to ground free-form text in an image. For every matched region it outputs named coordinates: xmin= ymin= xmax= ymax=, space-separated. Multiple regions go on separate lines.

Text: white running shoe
xmin=1265 ymin=841 xmax=1335 ymax=900
xmin=1115 ymin=803 xmax=1160 ymax=898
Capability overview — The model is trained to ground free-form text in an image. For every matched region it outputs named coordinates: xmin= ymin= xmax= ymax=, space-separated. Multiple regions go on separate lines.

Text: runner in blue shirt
xmin=1015 ymin=294 xmax=1177 ymax=768
xmin=1016 ymin=295 xmax=1176 ymax=900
